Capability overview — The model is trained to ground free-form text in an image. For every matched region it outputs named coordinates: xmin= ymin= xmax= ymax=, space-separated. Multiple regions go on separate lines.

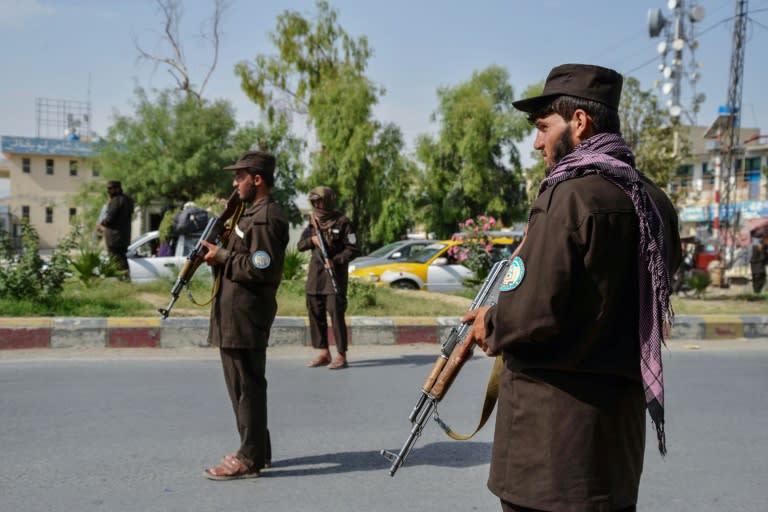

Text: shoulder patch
xmin=499 ymin=256 xmax=525 ymax=292
xmin=347 ymin=232 xmax=357 ymax=245
xmin=250 ymin=250 xmax=271 ymax=270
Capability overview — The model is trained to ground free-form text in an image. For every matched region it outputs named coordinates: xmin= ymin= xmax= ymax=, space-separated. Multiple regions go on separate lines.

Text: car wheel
xmin=390 ymin=279 xmax=419 ymax=290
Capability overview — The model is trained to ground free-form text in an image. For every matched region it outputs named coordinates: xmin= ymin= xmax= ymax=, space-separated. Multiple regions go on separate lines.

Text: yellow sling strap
xmin=434 ymin=355 xmax=503 ymax=440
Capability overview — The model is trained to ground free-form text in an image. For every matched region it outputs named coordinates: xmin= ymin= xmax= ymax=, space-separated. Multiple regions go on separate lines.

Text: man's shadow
xmin=262 ymin=441 xmax=491 ymax=477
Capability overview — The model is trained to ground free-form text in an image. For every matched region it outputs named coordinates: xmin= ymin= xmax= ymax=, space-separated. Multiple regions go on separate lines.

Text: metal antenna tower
xmin=719 ymin=0 xmax=749 ymax=265
xmin=648 ymin=0 xmax=707 ymax=129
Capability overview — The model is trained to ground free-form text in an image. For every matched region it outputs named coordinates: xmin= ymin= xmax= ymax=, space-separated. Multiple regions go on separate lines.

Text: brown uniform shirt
xmin=485 ymin=175 xmax=681 ymax=511
xmin=208 ymin=195 xmax=289 ymax=349
xmin=297 ymin=214 xmax=360 ymax=295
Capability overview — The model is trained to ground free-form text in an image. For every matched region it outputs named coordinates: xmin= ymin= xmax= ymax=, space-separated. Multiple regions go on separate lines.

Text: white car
xmin=126 ymin=230 xmax=210 ymax=284
xmin=348 ymin=239 xmax=433 ymax=272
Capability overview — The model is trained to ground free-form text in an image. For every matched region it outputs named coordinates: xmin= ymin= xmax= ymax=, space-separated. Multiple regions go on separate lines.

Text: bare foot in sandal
xmin=204 ymin=455 xmax=260 ymax=481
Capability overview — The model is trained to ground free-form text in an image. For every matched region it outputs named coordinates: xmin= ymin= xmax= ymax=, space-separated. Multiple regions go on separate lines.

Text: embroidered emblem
xmin=250 ymin=250 xmax=271 ymax=269
xmin=235 ymin=224 xmax=245 ymax=239
xmin=348 ymin=233 xmax=357 ymax=244
xmin=499 ymin=256 xmax=525 ymax=292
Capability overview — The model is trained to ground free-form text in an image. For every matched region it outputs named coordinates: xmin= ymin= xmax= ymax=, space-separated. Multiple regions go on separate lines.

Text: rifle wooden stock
xmin=430 ymin=340 xmax=473 ymax=400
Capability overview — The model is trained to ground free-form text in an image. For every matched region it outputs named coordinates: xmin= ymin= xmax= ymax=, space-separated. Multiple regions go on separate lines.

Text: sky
xmin=1 ymin=0 xmax=768 ymax=198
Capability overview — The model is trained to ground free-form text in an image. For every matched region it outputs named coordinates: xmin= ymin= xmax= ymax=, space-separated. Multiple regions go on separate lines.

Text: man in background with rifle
xmin=462 ymin=64 xmax=681 ymax=511
xmin=298 ymin=186 xmax=360 ymax=370
xmin=200 ymin=150 xmax=289 ymax=481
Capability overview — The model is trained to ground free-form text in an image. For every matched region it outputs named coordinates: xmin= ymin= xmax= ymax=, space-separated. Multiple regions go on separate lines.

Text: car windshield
xmin=366 ymin=241 xmax=407 ymax=258
xmin=409 ymin=243 xmax=447 ymax=264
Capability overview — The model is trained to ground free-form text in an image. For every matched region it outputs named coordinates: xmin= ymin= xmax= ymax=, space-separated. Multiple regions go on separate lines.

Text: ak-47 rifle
xmin=309 ymin=213 xmax=339 ymax=294
xmin=158 ymin=190 xmax=244 ymax=319
xmin=380 ymin=258 xmax=511 ymax=476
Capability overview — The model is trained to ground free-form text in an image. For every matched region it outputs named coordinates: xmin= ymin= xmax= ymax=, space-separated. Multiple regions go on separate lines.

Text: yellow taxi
xmin=349 ymin=233 xmax=521 ymax=292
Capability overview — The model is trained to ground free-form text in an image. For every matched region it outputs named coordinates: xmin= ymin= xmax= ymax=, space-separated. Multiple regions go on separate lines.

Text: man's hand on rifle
xmin=461 ymin=305 xmax=498 ymax=357
xmin=201 ymin=240 xmax=219 ymax=267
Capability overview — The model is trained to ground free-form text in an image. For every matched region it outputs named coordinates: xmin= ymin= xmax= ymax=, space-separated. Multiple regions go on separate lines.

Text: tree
xmin=235 ymin=0 xmax=371 ymax=121
xmin=306 ymin=71 xmax=412 ymax=250
xmin=236 ymin=1 xmax=412 ymax=251
xmin=135 ymin=0 xmax=228 ymax=100
xmin=96 ymin=88 xmax=304 ymax=223
xmin=97 ymin=88 xmax=238 ymax=206
xmin=415 ymin=66 xmax=532 ymax=238
xmin=620 ymin=76 xmax=687 ymax=191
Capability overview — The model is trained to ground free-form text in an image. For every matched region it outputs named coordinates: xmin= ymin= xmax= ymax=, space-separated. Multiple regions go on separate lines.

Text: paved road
xmin=1 ymin=340 xmax=767 ymax=512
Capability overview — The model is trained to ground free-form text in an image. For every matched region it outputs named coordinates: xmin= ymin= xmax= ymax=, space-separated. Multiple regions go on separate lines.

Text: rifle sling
xmin=435 ymin=355 xmax=503 ymax=441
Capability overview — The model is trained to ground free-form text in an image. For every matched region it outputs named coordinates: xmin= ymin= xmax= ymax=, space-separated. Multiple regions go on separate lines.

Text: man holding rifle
xmin=298 ymin=186 xmax=360 ymax=370
xmin=463 ymin=64 xmax=681 ymax=511
xmin=201 ymin=150 xmax=289 ymax=480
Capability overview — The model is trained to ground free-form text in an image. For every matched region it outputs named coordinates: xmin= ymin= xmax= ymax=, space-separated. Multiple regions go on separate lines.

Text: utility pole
xmin=719 ymin=0 xmax=748 ymax=268
xmin=703 ymin=0 xmax=749 ymax=285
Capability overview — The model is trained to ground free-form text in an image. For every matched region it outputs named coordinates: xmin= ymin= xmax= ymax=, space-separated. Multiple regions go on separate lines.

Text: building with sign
xmin=0 ymin=135 xmax=104 ymax=249
xmin=673 ymin=125 xmax=767 ymax=243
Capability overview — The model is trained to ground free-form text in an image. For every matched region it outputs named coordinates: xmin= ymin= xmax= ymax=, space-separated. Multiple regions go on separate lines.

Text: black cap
xmin=106 ymin=180 xmax=121 ymax=189
xmin=223 ymin=150 xmax=276 ymax=177
xmin=512 ymin=64 xmax=623 ymax=113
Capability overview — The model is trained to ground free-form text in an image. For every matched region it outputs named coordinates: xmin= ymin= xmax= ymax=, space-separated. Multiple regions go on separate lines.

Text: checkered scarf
xmin=538 ymin=132 xmax=671 ymax=456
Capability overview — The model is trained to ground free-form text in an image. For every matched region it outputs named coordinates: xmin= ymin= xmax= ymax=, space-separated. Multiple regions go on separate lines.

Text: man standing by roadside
xmin=96 ymin=180 xmax=134 ymax=276
xmin=750 ymin=233 xmax=767 ymax=293
xmin=463 ymin=64 xmax=682 ymax=511
xmin=201 ymin=150 xmax=289 ymax=480
xmin=298 ymin=186 xmax=360 ymax=370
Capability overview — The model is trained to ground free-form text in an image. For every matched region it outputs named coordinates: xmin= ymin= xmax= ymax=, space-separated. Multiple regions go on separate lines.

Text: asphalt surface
xmin=1 ymin=340 xmax=767 ymax=512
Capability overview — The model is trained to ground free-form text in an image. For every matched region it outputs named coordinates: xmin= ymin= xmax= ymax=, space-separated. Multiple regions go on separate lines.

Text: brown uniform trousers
xmin=208 ymin=195 xmax=288 ymax=470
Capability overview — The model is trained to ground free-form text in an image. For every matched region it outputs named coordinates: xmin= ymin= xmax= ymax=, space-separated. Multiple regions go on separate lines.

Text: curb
xmin=1 ymin=315 xmax=767 ymax=350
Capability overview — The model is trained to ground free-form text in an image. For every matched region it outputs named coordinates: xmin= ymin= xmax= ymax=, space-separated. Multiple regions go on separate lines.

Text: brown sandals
xmin=204 ymin=454 xmax=260 ymax=481
xmin=307 ymin=354 xmax=332 ymax=368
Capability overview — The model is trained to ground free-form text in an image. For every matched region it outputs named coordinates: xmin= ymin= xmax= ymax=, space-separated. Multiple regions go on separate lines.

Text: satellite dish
xmin=689 ymin=5 xmax=705 ymax=22
xmin=648 ymin=8 xmax=667 ymax=37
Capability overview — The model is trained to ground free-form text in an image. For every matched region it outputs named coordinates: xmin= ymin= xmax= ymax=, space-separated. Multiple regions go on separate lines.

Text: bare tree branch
xmin=135 ymin=0 xmax=228 ymax=101
xmin=198 ymin=0 xmax=228 ymax=98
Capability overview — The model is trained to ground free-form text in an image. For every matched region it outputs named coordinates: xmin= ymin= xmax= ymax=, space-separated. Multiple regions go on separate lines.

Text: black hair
xmin=248 ymin=168 xmax=275 ymax=187
xmin=527 ymin=95 xmax=621 ymax=134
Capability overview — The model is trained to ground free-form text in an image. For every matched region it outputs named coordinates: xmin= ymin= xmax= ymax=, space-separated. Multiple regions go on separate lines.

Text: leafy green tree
xmin=306 ymin=73 xmax=412 ymax=249
xmin=96 ymin=88 xmax=304 ymax=223
xmin=415 ymin=66 xmax=532 ymax=238
xmin=235 ymin=0 xmax=372 ymax=121
xmin=236 ymin=1 xmax=412 ymax=250
xmin=620 ymin=76 xmax=687 ymax=190
xmin=97 ymin=88 xmax=238 ymax=206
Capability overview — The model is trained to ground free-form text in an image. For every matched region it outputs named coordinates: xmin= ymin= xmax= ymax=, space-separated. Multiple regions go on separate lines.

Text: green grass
xmin=0 ymin=276 xmax=764 ymax=318
xmin=0 ymin=276 xmax=469 ymax=317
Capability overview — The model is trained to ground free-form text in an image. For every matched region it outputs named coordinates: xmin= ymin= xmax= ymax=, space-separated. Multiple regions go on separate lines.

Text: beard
xmin=546 ymin=125 xmax=575 ymax=175
xmin=242 ymin=183 xmax=258 ymax=203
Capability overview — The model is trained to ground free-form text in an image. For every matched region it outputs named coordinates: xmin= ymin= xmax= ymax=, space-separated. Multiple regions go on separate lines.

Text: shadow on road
xmin=350 ymin=354 xmax=438 ymax=368
xmin=263 ymin=441 xmax=491 ymax=477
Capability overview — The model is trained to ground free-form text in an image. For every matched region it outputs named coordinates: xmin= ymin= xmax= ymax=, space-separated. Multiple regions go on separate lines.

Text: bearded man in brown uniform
xmin=201 ymin=150 xmax=289 ymax=480
xmin=463 ymin=64 xmax=682 ymax=511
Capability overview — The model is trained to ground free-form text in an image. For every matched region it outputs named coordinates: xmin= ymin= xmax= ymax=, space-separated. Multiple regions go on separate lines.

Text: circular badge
xmin=499 ymin=256 xmax=525 ymax=292
xmin=250 ymin=250 xmax=271 ymax=269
